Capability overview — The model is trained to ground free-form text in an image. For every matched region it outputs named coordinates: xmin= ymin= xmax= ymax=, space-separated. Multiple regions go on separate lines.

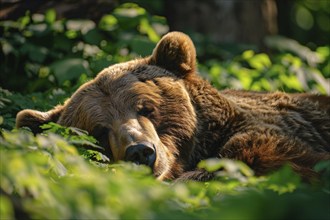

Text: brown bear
xmin=16 ymin=32 xmax=330 ymax=181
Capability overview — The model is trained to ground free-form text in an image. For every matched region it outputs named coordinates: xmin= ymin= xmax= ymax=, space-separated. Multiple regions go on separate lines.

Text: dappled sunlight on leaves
xmin=1 ymin=128 xmax=329 ymax=219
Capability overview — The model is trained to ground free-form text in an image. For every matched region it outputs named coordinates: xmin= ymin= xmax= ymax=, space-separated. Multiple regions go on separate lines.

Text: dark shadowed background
xmin=2 ymin=0 xmax=329 ymax=46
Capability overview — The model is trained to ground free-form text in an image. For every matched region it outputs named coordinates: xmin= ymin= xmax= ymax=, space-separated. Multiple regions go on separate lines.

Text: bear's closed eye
xmin=92 ymin=126 xmax=110 ymax=147
xmin=137 ymin=104 xmax=155 ymax=118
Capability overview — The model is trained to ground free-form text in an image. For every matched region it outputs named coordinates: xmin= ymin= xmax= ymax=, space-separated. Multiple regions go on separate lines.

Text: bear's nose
xmin=125 ymin=142 xmax=156 ymax=168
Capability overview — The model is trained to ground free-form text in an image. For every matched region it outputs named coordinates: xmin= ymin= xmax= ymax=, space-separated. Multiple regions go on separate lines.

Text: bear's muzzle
xmin=125 ymin=141 xmax=156 ymax=168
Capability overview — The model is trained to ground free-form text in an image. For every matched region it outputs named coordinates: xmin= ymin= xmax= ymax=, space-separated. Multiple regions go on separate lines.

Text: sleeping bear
xmin=16 ymin=32 xmax=330 ymax=181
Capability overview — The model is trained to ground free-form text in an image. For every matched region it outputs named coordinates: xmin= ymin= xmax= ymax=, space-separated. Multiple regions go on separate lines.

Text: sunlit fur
xmin=16 ymin=32 xmax=330 ymax=181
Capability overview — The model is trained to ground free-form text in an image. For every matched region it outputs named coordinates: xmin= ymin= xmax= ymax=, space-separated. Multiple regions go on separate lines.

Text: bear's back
xmin=221 ymin=90 xmax=330 ymax=152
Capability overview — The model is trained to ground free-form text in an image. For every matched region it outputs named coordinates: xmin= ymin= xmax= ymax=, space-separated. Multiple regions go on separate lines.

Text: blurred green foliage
xmin=0 ymin=3 xmax=329 ymax=220
xmin=1 ymin=127 xmax=329 ymax=219
xmin=0 ymin=3 xmax=168 ymax=93
xmin=278 ymin=0 xmax=330 ymax=46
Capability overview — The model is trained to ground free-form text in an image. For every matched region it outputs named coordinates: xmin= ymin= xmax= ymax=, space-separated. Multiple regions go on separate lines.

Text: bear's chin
xmin=149 ymin=143 xmax=179 ymax=181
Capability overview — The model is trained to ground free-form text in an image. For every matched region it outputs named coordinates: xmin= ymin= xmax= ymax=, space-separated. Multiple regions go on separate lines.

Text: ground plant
xmin=1 ymin=3 xmax=329 ymax=220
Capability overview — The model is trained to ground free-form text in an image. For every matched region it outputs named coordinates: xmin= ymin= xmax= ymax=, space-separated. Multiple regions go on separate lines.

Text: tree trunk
xmin=164 ymin=0 xmax=278 ymax=48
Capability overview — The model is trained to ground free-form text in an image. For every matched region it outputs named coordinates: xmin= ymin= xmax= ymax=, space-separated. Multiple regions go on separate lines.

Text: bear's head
xmin=16 ymin=32 xmax=198 ymax=180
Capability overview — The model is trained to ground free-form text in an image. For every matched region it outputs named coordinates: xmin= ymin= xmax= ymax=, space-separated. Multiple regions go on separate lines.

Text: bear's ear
xmin=16 ymin=105 xmax=64 ymax=134
xmin=149 ymin=32 xmax=196 ymax=77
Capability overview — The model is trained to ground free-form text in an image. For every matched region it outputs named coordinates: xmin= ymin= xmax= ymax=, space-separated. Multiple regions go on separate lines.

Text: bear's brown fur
xmin=16 ymin=32 xmax=330 ymax=181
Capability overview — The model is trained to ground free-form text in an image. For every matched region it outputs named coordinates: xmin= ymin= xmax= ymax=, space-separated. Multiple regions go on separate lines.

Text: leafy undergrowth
xmin=1 ymin=124 xmax=330 ymax=220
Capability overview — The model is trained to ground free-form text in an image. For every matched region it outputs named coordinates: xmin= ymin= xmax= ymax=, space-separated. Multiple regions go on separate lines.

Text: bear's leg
xmin=219 ymin=132 xmax=330 ymax=181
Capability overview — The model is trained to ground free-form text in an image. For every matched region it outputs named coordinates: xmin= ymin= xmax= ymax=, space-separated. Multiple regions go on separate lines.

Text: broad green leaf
xmin=50 ymin=58 xmax=90 ymax=85
xmin=0 ymin=196 xmax=14 ymax=220
xmin=45 ymin=9 xmax=56 ymax=24
xmin=266 ymin=165 xmax=301 ymax=194
xmin=242 ymin=50 xmax=254 ymax=60
xmin=99 ymin=15 xmax=118 ymax=31
xmin=248 ymin=53 xmax=272 ymax=70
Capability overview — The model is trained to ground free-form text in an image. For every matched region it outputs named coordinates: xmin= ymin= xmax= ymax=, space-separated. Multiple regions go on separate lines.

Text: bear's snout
xmin=125 ymin=142 xmax=156 ymax=168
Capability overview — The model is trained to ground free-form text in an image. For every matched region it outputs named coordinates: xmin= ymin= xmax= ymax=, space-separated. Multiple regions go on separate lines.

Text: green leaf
xmin=114 ymin=3 xmax=146 ymax=18
xmin=279 ymin=73 xmax=304 ymax=92
xmin=18 ymin=12 xmax=30 ymax=28
xmin=45 ymin=9 xmax=56 ymax=24
xmin=83 ymin=28 xmax=105 ymax=45
xmin=316 ymin=46 xmax=329 ymax=61
xmin=139 ymin=18 xmax=160 ymax=42
xmin=66 ymin=20 xmax=96 ymax=34
xmin=266 ymin=165 xmax=301 ymax=194
xmin=130 ymin=37 xmax=156 ymax=56
xmin=248 ymin=53 xmax=272 ymax=70
xmin=50 ymin=58 xmax=90 ymax=85
xmin=0 ymin=196 xmax=14 ymax=219
xmin=99 ymin=15 xmax=118 ymax=31
xmin=198 ymin=158 xmax=254 ymax=179
xmin=198 ymin=158 xmax=223 ymax=172
xmin=242 ymin=50 xmax=254 ymax=60
xmin=20 ymin=43 xmax=48 ymax=63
